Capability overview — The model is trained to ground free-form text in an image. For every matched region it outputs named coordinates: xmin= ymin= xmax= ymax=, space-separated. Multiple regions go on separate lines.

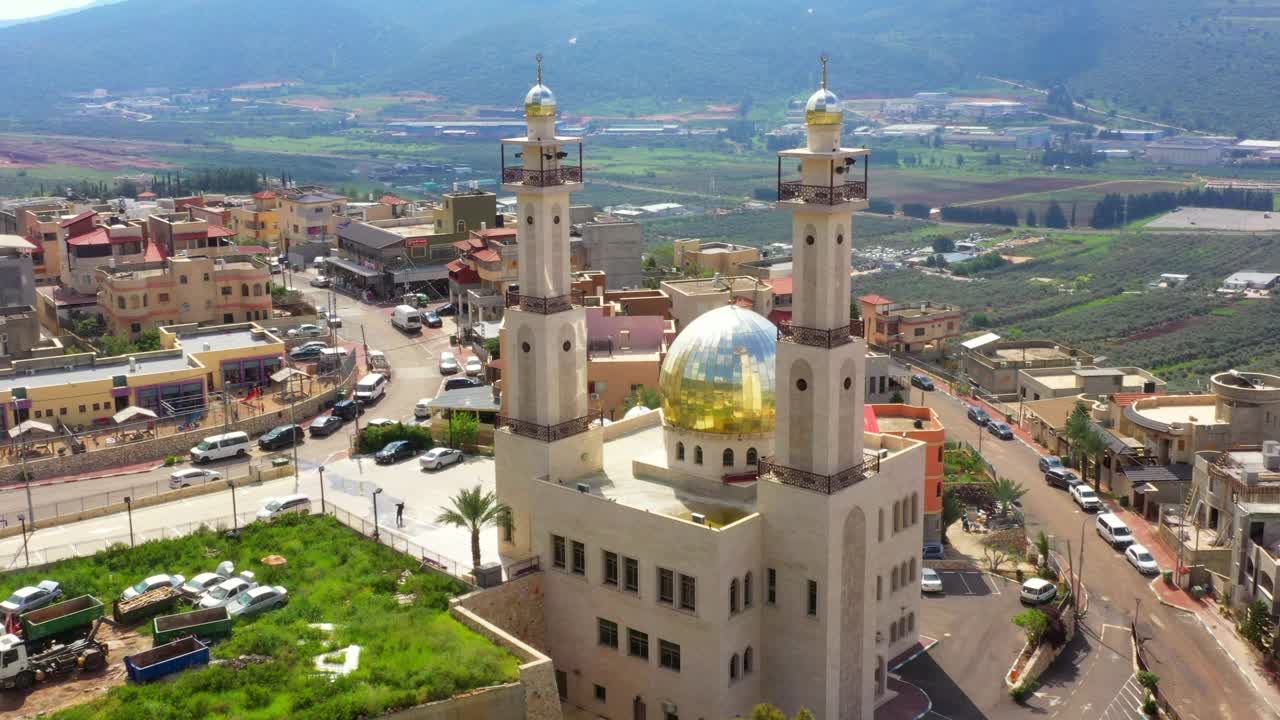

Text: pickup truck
xmin=125 ymin=636 xmax=210 ymax=683
xmin=152 ymin=607 xmax=232 ymax=646
xmin=20 ymin=596 xmax=104 ymax=650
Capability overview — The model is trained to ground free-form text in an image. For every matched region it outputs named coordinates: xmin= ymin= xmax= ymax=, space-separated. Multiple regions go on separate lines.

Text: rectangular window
xmin=572 ymin=541 xmax=586 ymax=575
xmin=158 ymin=293 xmax=170 ymax=303
xmin=628 ymin=628 xmax=649 ymax=659
xmin=658 ymin=568 xmax=675 ymax=604
xmin=807 ymin=580 xmax=818 ymax=616
xmin=603 ymin=551 xmax=618 ymax=586
xmin=767 ymin=568 xmax=777 ymax=605
xmin=552 ymin=535 xmax=566 ymax=569
xmin=597 ymin=618 xmax=618 ymax=649
xmin=59 ymin=407 xmax=67 ymax=416
xmin=78 ymin=405 xmax=86 ymax=413
xmin=594 ymin=684 xmax=607 ymax=703
xmin=659 ymin=639 xmax=681 ymax=671
xmin=679 ymin=574 xmax=696 ymax=612
xmin=624 ymin=557 xmax=639 ymax=593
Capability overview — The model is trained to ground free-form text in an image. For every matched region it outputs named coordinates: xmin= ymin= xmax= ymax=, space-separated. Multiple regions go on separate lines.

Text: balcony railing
xmin=757 ymin=454 xmax=880 ymax=495
xmin=777 ymin=180 xmax=867 ymax=205
xmin=501 ymin=166 xmax=583 ymax=187
xmin=496 ymin=410 xmax=603 ymax=443
xmin=505 ymin=289 xmax=584 ymax=315
xmin=777 ymin=320 xmax=865 ymax=348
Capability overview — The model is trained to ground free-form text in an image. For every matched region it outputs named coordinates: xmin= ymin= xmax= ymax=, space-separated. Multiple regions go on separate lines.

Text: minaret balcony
xmin=500 ymin=166 xmax=583 ymax=187
xmin=775 ymin=148 xmax=869 ymax=206
xmin=757 ymin=454 xmax=881 ymax=495
xmin=777 ymin=180 xmax=867 ymax=205
xmin=777 ymin=319 xmax=865 ymax=348
xmin=497 ymin=409 xmax=604 ymax=443
xmin=505 ymin=289 xmax=585 ymax=315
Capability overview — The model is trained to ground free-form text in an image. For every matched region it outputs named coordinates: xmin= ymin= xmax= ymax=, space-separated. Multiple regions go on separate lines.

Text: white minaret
xmin=757 ymin=56 xmax=881 ymax=719
xmin=495 ymin=55 xmax=603 ymax=559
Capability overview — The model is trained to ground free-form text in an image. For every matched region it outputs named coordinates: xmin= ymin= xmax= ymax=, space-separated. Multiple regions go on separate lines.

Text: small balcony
xmin=777 ymin=320 xmax=865 ymax=349
xmin=777 ymin=180 xmax=867 ymax=205
xmin=500 ymin=141 xmax=585 ymax=189
xmin=500 ymin=166 xmax=583 ymax=187
xmin=505 ymin=289 xmax=584 ymax=315
xmin=775 ymin=152 xmax=869 ymax=206
xmin=757 ymin=454 xmax=881 ymax=495
xmin=496 ymin=409 xmax=603 ymax=443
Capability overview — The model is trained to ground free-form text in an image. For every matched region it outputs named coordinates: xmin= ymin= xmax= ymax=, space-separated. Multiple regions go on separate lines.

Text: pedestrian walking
xmin=962 ymin=516 xmax=970 ymax=533
xmin=395 ymin=501 xmax=405 ymax=528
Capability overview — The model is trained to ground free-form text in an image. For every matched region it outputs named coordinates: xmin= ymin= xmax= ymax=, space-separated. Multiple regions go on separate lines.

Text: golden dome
xmin=524 ymin=84 xmax=556 ymax=117
xmin=805 ymin=87 xmax=842 ymax=126
xmin=659 ymin=305 xmax=776 ymax=434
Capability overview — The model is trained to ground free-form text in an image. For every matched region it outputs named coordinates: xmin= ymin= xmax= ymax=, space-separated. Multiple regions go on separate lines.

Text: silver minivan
xmin=1096 ymin=513 xmax=1134 ymax=548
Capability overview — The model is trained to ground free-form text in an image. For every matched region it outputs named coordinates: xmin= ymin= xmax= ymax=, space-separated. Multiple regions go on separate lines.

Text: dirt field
xmin=873 ymin=170 xmax=1094 ymax=207
xmin=0 ymin=135 xmax=174 ymax=170
xmin=0 ymin=621 xmax=150 ymax=719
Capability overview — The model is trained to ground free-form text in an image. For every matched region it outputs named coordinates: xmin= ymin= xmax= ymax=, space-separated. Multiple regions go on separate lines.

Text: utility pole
xmin=290 ymin=374 xmax=301 ymax=493
xmin=1065 ymin=539 xmax=1075 ymax=615
xmin=20 ymin=437 xmax=34 ymax=525
xmin=360 ymin=325 xmax=369 ymax=373
xmin=318 ymin=465 xmax=327 ymax=514
xmin=1176 ymin=478 xmax=1187 ymax=588
xmin=1077 ymin=518 xmax=1087 ymax=618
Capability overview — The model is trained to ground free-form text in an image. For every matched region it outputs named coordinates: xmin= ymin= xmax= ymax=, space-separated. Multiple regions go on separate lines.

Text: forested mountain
xmin=4 ymin=0 xmax=1280 ymax=135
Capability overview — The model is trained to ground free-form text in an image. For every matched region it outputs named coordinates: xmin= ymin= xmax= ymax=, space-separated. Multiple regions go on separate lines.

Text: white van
xmin=354 ymin=373 xmax=388 ymax=404
xmin=190 ymin=431 xmax=251 ymax=465
xmin=256 ymin=494 xmax=312 ymax=521
xmin=1096 ymin=513 xmax=1134 ymax=548
xmin=391 ymin=305 xmax=422 ymax=332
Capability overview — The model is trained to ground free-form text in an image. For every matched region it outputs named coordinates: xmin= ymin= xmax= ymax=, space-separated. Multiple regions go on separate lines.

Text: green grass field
xmin=1 ymin=515 xmax=517 ymax=720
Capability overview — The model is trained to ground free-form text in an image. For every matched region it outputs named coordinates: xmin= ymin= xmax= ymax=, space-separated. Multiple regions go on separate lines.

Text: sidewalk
xmin=0 ymin=458 xmax=161 ymax=492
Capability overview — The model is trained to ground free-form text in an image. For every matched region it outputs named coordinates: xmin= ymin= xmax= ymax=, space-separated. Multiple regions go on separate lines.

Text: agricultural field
xmin=962 ymin=178 xmax=1195 ymax=225
xmin=0 ymin=514 xmax=517 ymax=720
xmin=856 ymin=230 xmax=1280 ymax=389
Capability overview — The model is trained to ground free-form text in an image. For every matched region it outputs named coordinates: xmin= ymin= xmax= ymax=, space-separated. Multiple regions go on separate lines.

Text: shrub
xmin=1009 ymin=680 xmax=1038 ymax=703
xmin=1137 ymin=671 xmax=1160 ymax=693
xmin=1041 ymin=605 xmax=1069 ymax=648
xmin=1143 ymin=696 xmax=1159 ymax=716
xmin=1013 ymin=608 xmax=1049 ymax=646
xmin=356 ymin=422 xmax=432 ymax=454
xmin=1162 ymin=569 xmax=1173 ymax=585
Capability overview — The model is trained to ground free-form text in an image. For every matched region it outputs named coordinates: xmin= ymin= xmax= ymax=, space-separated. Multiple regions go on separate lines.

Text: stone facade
xmin=380 ymin=683 xmax=525 ymax=720
xmin=452 ymin=572 xmax=548 ymax=651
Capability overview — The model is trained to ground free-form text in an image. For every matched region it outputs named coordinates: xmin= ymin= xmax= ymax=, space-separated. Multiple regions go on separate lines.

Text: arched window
xmin=892 ymin=501 xmax=901 ymax=533
xmin=743 ymin=572 xmax=753 ymax=608
xmin=240 ymin=283 xmax=249 ymax=297
xmin=179 ymin=275 xmax=188 ymax=285
xmin=746 ymin=447 xmax=758 ymax=465
xmin=878 ymin=508 xmax=884 ymax=541
xmin=253 ymin=284 xmax=263 ymax=297
xmin=890 ymin=622 xmax=898 ymax=643
xmin=898 ymin=617 xmax=907 ymax=638
xmin=909 ymin=558 xmax=917 ymax=582
xmin=676 ymin=442 xmax=685 ymax=461
xmin=723 ymin=448 xmax=734 ymax=467
xmin=876 ymin=575 xmax=882 ymax=601
xmin=729 ymin=578 xmax=739 ymax=614
xmin=694 ymin=446 xmax=703 ymax=465
xmin=908 ymin=612 xmax=915 ymax=632
xmin=744 ymin=646 xmax=754 ymax=674
xmin=912 ymin=493 xmax=919 ymax=525
xmin=456 ymin=219 xmax=466 ymax=233
xmin=729 ymin=653 xmax=739 ymax=682
xmin=890 ymin=567 xmax=899 ymax=592
xmin=901 ymin=561 xmax=909 ymax=585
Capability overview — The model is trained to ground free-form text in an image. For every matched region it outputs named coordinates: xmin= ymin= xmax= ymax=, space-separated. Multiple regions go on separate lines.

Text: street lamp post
xmin=229 ymin=480 xmax=239 ymax=532
xmin=123 ymin=497 xmax=134 ymax=548
xmin=372 ymin=488 xmax=383 ymax=542
xmin=318 ymin=465 xmax=327 ymax=514
xmin=17 ymin=513 xmax=29 ymax=567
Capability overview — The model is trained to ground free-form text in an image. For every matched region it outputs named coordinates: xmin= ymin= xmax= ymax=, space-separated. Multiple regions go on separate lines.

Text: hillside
xmin=3 ymin=0 xmax=1280 ymax=135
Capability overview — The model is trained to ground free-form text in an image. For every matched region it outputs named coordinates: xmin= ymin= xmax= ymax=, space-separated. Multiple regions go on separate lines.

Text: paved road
xmin=913 ymin=383 xmax=1272 ymax=720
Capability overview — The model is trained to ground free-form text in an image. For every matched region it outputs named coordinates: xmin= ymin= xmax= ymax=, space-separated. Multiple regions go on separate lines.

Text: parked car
xmin=438 ymin=351 xmax=460 ymax=375
xmin=198 ymin=576 xmax=258 ymax=609
xmin=256 ymin=494 xmax=312 ymax=521
xmin=910 ymin=374 xmax=935 ymax=391
xmin=1096 ymin=513 xmax=1135 ymax=549
xmin=986 ymin=421 xmax=1014 ymax=440
xmin=258 ymin=424 xmax=304 ymax=451
xmin=180 ymin=563 xmax=234 ymax=598
xmin=290 ymin=324 xmax=324 ymax=338
xmin=414 ymin=399 xmax=432 ymax=419
xmin=226 ymin=586 xmax=288 ymax=618
xmin=434 ymin=303 xmax=458 ymax=317
xmin=122 ymin=574 xmax=186 ymax=601
xmin=331 ymin=399 xmax=363 ymax=421
xmin=1020 ymin=578 xmax=1058 ymax=605
xmin=309 ymin=415 xmax=344 ymax=438
xmin=921 ymin=542 xmax=945 ymax=560
xmin=169 ymin=468 xmax=222 ymax=489
xmin=420 ymin=447 xmax=464 ymax=471
xmin=289 ymin=341 xmax=327 ymax=360
xmin=423 ymin=311 xmax=443 ymax=329
xmin=920 ymin=568 xmax=944 ymax=594
xmin=1125 ymin=544 xmax=1160 ymax=575
xmin=443 ymin=376 xmax=483 ymax=392
xmin=464 ymin=357 xmax=484 ymax=376
xmin=376 ymin=440 xmax=415 ymax=464
xmin=1070 ymin=484 xmax=1102 ymax=512
xmin=966 ymin=406 xmax=991 ymax=426
xmin=0 ymin=581 xmax=63 ymax=615
xmin=366 ymin=418 xmax=396 ymax=428
xmin=1038 ymin=455 xmax=1064 ymax=473
xmin=310 ymin=275 xmax=331 ymax=288
xmin=1044 ymin=467 xmax=1082 ymax=490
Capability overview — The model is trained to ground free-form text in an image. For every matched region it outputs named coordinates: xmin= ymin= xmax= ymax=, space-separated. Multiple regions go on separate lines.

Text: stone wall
xmin=449 ymin=574 xmax=562 ymax=720
xmin=379 ymin=683 xmax=524 ymax=720
xmin=1005 ymin=602 xmax=1079 ymax=689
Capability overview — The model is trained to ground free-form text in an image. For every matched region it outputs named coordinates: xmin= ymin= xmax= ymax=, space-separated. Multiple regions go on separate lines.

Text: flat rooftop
xmin=874 ymin=415 xmax=943 ymax=433
xmin=990 ymin=346 xmax=1074 ymax=362
xmin=382 ymin=223 xmax=441 ymax=238
xmin=1134 ymin=402 xmax=1217 ymax=426
xmin=661 ymin=276 xmax=765 ymax=296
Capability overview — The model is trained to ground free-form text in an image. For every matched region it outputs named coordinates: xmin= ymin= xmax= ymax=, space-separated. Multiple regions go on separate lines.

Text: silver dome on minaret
xmin=805 ymin=53 xmax=843 ymax=126
xmin=524 ymin=53 xmax=557 ymax=117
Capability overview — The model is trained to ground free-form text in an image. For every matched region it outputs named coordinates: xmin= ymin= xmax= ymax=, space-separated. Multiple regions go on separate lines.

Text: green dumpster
xmin=271 ymin=457 xmax=291 ymax=468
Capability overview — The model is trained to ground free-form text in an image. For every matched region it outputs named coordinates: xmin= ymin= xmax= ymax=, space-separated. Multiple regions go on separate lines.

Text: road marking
xmin=1149 ymin=614 xmax=1165 ymax=630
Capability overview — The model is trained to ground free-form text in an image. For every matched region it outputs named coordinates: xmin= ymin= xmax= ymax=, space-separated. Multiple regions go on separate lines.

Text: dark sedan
xmin=966 ymin=405 xmax=991 ymax=426
xmin=259 ymin=424 xmax=305 ymax=451
xmin=986 ymin=421 xmax=1014 ymax=440
xmin=289 ymin=343 xmax=326 ymax=361
xmin=375 ymin=440 xmax=415 ymax=464
xmin=433 ymin=303 xmax=458 ymax=317
xmin=423 ymin=311 xmax=443 ymax=329
xmin=910 ymin=374 xmax=935 ymax=391
xmin=308 ymin=415 xmax=344 ymax=438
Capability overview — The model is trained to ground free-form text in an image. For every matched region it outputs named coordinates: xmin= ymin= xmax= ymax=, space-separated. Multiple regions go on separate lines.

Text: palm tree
xmin=991 ymin=477 xmax=1028 ymax=515
xmin=436 ymin=485 xmax=513 ymax=573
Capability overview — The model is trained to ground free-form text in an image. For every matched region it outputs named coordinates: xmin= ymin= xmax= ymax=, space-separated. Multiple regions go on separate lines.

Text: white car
xmin=1070 ymin=484 xmax=1102 ymax=512
xmin=226 ymin=585 xmax=289 ymax=618
xmin=295 ymin=323 xmax=324 ymax=337
xmin=920 ymin=567 xmax=943 ymax=593
xmin=1 ymin=580 xmax=62 ymax=615
xmin=366 ymin=418 xmax=396 ymax=428
xmin=121 ymin=573 xmax=186 ymax=601
xmin=438 ymin=351 xmax=460 ymax=375
xmin=1020 ymin=577 xmax=1057 ymax=605
xmin=310 ymin=275 xmax=331 ymax=288
xmin=1125 ymin=544 xmax=1160 ymax=575
xmin=181 ymin=570 xmax=231 ymax=598
xmin=198 ymin=575 xmax=258 ymax=609
xmin=414 ymin=399 xmax=432 ymax=419
xmin=420 ymin=447 xmax=464 ymax=471
xmin=464 ymin=357 xmax=484 ymax=376
xmin=169 ymin=467 xmax=222 ymax=489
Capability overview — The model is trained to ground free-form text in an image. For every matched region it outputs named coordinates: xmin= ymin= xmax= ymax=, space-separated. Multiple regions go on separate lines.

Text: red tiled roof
xmin=860 ymin=294 xmax=893 ymax=305
xmin=446 ymin=259 xmax=466 ymax=273
xmin=66 ymin=228 xmax=110 ymax=247
xmin=234 ymin=245 xmax=272 ymax=255
xmin=733 ymin=296 xmax=754 ymax=308
xmin=58 ymin=210 xmax=95 ymax=228
xmin=253 ymin=190 xmax=276 ymax=199
xmin=471 ymin=249 xmax=500 ymax=263
xmin=378 ymin=195 xmax=410 ymax=206
xmin=863 ymin=405 xmax=880 ymax=433
xmin=452 ymin=240 xmax=472 ymax=252
xmin=137 ymin=191 xmax=156 ymax=198
xmin=449 ymin=264 xmax=480 ymax=284
xmin=474 ymin=227 xmax=517 ymax=240
xmin=1112 ymin=392 xmax=1164 ymax=408
xmin=207 ymin=224 xmax=235 ymax=238
xmin=765 ymin=277 xmax=793 ymax=295
xmin=144 ymin=241 xmax=168 ymax=262
xmin=766 ymin=308 xmax=792 ymax=325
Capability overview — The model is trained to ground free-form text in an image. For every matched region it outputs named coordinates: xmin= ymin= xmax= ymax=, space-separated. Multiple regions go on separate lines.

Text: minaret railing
xmin=500 ymin=166 xmax=584 ymax=187
xmin=496 ymin=409 xmax=604 ymax=443
xmin=777 ymin=180 xmax=867 ymax=205
xmin=757 ymin=454 xmax=881 ymax=495
xmin=505 ymin=289 xmax=585 ymax=315
xmin=777 ymin=320 xmax=865 ymax=348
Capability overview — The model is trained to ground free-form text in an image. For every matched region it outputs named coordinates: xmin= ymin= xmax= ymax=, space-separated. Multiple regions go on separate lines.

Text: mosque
xmin=493 ymin=56 xmax=926 ymax=720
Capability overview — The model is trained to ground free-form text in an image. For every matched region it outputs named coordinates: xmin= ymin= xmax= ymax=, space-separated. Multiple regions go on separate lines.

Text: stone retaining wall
xmin=379 ymin=683 xmax=525 ymax=720
xmin=1005 ymin=601 xmax=1078 ymax=689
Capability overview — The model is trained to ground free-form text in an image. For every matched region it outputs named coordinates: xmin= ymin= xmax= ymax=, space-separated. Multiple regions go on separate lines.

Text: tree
xmin=942 ymin=488 xmax=965 ymax=539
xmin=742 ymin=705 xmax=816 ymax=720
xmin=436 ymin=485 xmax=513 ymax=572
xmin=970 ymin=311 xmax=991 ymax=328
xmin=448 ymin=411 xmax=480 ymax=449
xmin=1064 ymin=403 xmax=1106 ymax=485
xmin=623 ymin=385 xmax=661 ymax=412
xmin=981 ymin=529 xmax=1023 ymax=573
xmin=483 ymin=337 xmax=501 ymax=361
xmin=1025 ymin=209 xmax=1038 ymax=227
xmin=931 ymin=236 xmax=956 ymax=254
xmin=1240 ymin=599 xmax=1273 ymax=650
xmin=1035 ymin=530 xmax=1052 ymax=569
xmin=1013 ymin=608 xmax=1049 ymax=646
xmin=991 ymin=477 xmax=1028 ymax=515
xmin=1044 ymin=201 xmax=1069 ymax=229
xmin=889 ymin=390 xmax=905 ymax=403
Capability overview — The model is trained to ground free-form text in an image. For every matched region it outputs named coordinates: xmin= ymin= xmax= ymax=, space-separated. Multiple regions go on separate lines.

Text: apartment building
xmin=14 ymin=202 xmax=77 ymax=286
xmin=867 ymin=403 xmax=946 ymax=542
xmin=576 ymin=220 xmax=644 ymax=289
xmin=1018 ymin=366 xmax=1165 ymax=402
xmin=278 ymin=187 xmax=348 ymax=249
xmin=0 ymin=235 xmax=59 ymax=365
xmin=673 ymin=238 xmax=761 ymax=275
xmin=228 ymin=191 xmax=281 ymax=250
xmin=661 ymin=275 xmax=773 ymax=332
xmin=98 ymin=254 xmax=273 ymax=336
xmin=960 ymin=336 xmax=1093 ymax=398
xmin=584 ymin=304 xmax=675 ymax=419
xmin=447 ymin=226 xmax=520 ymax=337
xmin=859 ymin=294 xmax=962 ymax=355
xmin=60 ymin=216 xmax=149 ymax=296
xmin=146 ymin=213 xmax=240 ymax=258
